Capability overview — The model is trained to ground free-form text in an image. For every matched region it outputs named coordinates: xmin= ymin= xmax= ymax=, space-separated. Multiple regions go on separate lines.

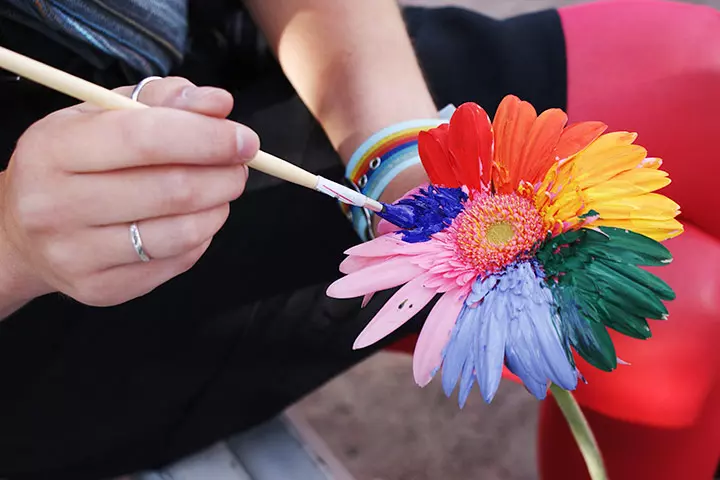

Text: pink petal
xmin=339 ymin=255 xmax=387 ymax=274
xmin=344 ymin=234 xmax=443 ymax=258
xmin=361 ymin=293 xmax=374 ymax=308
xmin=377 ymin=218 xmax=401 ymax=236
xmin=354 ymin=274 xmax=438 ymax=349
xmin=326 ymin=256 xmax=426 ymax=299
xmin=424 ymin=275 xmax=465 ymax=294
xmin=344 ymin=235 xmax=406 ymax=257
xmin=457 ymin=271 xmax=477 ymax=286
xmin=412 ymin=290 xmax=465 ymax=387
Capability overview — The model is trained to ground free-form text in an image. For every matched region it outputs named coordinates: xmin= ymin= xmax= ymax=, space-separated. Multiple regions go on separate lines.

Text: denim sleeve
xmin=1 ymin=0 xmax=188 ymax=77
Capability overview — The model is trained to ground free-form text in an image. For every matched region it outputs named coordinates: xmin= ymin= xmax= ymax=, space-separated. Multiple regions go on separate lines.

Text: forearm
xmin=245 ymin=0 xmax=438 ymax=163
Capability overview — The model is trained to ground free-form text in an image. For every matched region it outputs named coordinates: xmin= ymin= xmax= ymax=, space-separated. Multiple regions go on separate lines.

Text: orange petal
xmin=553 ymin=121 xmax=608 ymax=164
xmin=515 ymin=108 xmax=568 ymax=186
xmin=492 ymin=95 xmax=537 ymax=193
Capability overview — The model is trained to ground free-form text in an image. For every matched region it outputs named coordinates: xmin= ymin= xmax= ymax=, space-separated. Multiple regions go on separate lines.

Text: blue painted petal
xmin=458 ymin=359 xmax=475 ymax=408
xmin=503 ymin=262 xmax=578 ymax=398
xmin=441 ymin=304 xmax=475 ymax=402
xmin=468 ymin=275 xmax=498 ymax=304
xmin=440 ymin=261 xmax=578 ymax=405
xmin=377 ymin=186 xmax=468 ymax=243
xmin=473 ymin=288 xmax=508 ymax=403
xmin=442 ymin=272 xmax=508 ymax=404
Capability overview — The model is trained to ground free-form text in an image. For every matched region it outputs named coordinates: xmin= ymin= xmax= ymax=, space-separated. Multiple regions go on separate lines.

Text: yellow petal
xmin=592 ymin=218 xmax=684 ymax=241
xmin=584 ymin=170 xmax=671 ymax=203
xmin=572 ymin=144 xmax=648 ymax=187
xmin=589 ymin=193 xmax=681 ymax=220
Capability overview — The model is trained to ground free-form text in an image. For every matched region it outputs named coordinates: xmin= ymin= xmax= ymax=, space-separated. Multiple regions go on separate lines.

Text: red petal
xmin=515 ymin=108 xmax=568 ymax=186
xmin=492 ymin=95 xmax=537 ymax=193
xmin=418 ymin=126 xmax=460 ymax=187
xmin=447 ymin=103 xmax=494 ymax=190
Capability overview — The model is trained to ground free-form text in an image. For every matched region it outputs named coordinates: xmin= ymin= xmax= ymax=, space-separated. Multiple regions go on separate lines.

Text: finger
xmin=47 ymin=107 xmax=259 ymax=172
xmin=70 ymin=238 xmax=212 ymax=307
xmin=75 ymin=77 xmax=234 ymax=118
xmin=77 ymin=203 xmax=230 ymax=268
xmin=56 ymin=164 xmax=247 ymax=225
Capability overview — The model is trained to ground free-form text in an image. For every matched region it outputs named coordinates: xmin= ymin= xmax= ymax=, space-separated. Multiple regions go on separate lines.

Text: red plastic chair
xmin=388 ymin=1 xmax=720 ymax=478
xmin=541 ymin=1 xmax=720 ymax=478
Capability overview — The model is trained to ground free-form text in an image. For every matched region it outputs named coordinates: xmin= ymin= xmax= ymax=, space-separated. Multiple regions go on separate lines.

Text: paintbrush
xmin=0 ymin=45 xmax=387 ymax=214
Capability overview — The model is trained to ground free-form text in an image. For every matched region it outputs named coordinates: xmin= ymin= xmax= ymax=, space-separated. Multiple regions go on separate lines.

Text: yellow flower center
xmin=485 ymin=221 xmax=515 ymax=245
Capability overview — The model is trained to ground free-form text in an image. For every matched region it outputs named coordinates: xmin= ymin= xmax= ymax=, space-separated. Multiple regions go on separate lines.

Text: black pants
xmin=0 ymin=6 xmax=566 ymax=479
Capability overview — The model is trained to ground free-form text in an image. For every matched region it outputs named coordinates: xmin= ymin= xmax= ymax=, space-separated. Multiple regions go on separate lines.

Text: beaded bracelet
xmin=344 ymin=105 xmax=456 ymax=241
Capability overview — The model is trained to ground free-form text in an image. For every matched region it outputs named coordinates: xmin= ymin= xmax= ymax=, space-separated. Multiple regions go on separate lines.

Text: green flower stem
xmin=549 ymin=383 xmax=608 ymax=480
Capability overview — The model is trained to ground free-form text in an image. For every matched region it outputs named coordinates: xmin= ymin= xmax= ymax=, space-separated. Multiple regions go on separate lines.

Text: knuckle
xmin=15 ymin=193 xmax=56 ymax=233
xmin=177 ymin=214 xmax=206 ymax=251
xmin=214 ymin=123 xmax=239 ymax=160
xmin=163 ymin=76 xmax=194 ymax=92
xmin=43 ymin=240 xmax=88 ymax=279
xmin=195 ymin=121 xmax=237 ymax=162
xmin=117 ymin=111 xmax=164 ymax=159
xmin=163 ymin=169 xmax=196 ymax=210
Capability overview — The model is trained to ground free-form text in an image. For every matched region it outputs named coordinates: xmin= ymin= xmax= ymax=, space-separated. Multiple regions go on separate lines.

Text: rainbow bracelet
xmin=344 ymin=105 xmax=456 ymax=241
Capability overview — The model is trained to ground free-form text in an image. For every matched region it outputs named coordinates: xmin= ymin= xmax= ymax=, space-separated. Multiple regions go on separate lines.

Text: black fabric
xmin=0 ymin=6 xmax=567 ymax=479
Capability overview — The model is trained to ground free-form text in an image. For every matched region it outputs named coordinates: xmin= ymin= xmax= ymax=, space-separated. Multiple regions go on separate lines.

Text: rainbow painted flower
xmin=327 ymin=95 xmax=683 ymax=406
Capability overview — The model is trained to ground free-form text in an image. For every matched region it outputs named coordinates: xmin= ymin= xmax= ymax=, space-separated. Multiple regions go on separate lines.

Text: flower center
xmin=450 ymin=191 xmax=545 ymax=274
xmin=485 ymin=221 xmax=515 ymax=245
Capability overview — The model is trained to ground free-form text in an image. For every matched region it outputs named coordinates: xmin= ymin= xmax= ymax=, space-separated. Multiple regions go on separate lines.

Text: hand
xmin=0 ymin=77 xmax=260 ymax=309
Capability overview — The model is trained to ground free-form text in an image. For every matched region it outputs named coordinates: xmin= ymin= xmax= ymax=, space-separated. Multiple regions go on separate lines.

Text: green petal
xmin=591 ymin=297 xmax=652 ymax=340
xmin=551 ymin=285 xmax=617 ymax=372
xmin=600 ymin=260 xmax=675 ymax=301
xmin=585 ymin=261 xmax=668 ymax=320
xmin=580 ymin=227 xmax=673 ymax=266
xmin=537 ymin=227 xmax=674 ymax=344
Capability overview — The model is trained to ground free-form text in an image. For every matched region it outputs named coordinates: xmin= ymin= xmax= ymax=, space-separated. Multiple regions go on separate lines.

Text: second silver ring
xmin=130 ymin=76 xmax=163 ymax=102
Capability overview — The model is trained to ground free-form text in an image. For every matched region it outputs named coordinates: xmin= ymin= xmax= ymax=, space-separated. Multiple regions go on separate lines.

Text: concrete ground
xmin=294 ymin=1 xmax=718 ymax=480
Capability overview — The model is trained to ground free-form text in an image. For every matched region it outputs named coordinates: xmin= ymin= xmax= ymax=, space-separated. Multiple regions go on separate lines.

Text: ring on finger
xmin=129 ymin=222 xmax=151 ymax=262
xmin=131 ymin=76 xmax=163 ymax=103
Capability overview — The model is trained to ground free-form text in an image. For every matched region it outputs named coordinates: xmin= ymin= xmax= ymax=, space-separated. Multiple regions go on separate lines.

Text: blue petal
xmin=440 ymin=261 xmax=579 ymax=405
xmin=442 ymin=272 xmax=508 ymax=405
xmin=474 ymin=289 xmax=509 ymax=403
xmin=441 ymin=304 xmax=475 ymax=404
xmin=458 ymin=359 xmax=475 ymax=408
xmin=377 ymin=186 xmax=468 ymax=243
xmin=503 ymin=263 xmax=578 ymax=398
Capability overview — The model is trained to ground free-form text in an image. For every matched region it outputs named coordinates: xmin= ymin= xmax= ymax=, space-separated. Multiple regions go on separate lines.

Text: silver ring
xmin=129 ymin=223 xmax=151 ymax=262
xmin=131 ymin=76 xmax=163 ymax=102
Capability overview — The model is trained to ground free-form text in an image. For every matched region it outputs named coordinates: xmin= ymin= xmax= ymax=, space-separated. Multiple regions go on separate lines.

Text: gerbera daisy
xmin=327 ymin=95 xmax=682 ymax=406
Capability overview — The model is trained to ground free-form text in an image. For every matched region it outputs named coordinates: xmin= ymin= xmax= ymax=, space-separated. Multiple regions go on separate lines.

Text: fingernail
xmin=236 ymin=125 xmax=260 ymax=161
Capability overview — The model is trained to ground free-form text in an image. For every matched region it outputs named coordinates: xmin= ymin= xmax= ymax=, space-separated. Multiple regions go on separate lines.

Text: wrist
xmin=0 ymin=179 xmax=46 ymax=319
xmin=0 ymin=245 xmax=39 ymax=320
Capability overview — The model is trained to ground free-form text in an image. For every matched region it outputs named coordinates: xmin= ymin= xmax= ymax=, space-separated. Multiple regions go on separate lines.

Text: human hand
xmin=0 ymin=77 xmax=259 ymax=308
